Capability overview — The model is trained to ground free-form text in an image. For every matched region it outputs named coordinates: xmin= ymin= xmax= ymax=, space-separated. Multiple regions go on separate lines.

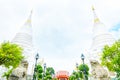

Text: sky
xmin=0 ymin=0 xmax=120 ymax=74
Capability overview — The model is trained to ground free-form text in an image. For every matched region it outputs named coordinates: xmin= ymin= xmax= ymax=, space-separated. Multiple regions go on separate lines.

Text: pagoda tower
xmin=12 ymin=11 xmax=34 ymax=79
xmin=90 ymin=7 xmax=115 ymax=61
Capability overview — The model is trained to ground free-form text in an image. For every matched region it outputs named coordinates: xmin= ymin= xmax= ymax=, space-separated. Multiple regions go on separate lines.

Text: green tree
xmin=45 ymin=67 xmax=55 ymax=80
xmin=36 ymin=65 xmax=56 ymax=80
xmin=78 ymin=64 xmax=89 ymax=80
xmin=69 ymin=71 xmax=80 ymax=80
xmin=36 ymin=64 xmax=43 ymax=80
xmin=46 ymin=67 xmax=55 ymax=76
xmin=101 ymin=40 xmax=120 ymax=79
xmin=69 ymin=74 xmax=76 ymax=80
xmin=2 ymin=68 xmax=13 ymax=80
xmin=69 ymin=64 xmax=89 ymax=80
xmin=0 ymin=41 xmax=24 ymax=79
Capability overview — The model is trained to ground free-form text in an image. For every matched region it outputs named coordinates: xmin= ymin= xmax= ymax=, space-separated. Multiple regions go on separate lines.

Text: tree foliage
xmin=45 ymin=67 xmax=55 ymax=80
xmin=36 ymin=64 xmax=43 ymax=80
xmin=78 ymin=64 xmax=89 ymax=75
xmin=69 ymin=64 xmax=89 ymax=80
xmin=0 ymin=41 xmax=24 ymax=68
xmin=46 ymin=67 xmax=55 ymax=75
xmin=78 ymin=64 xmax=89 ymax=80
xmin=36 ymin=65 xmax=55 ymax=80
xmin=69 ymin=74 xmax=76 ymax=80
xmin=2 ymin=68 xmax=13 ymax=80
xmin=101 ymin=40 xmax=120 ymax=79
xmin=69 ymin=71 xmax=81 ymax=80
xmin=0 ymin=41 xmax=24 ymax=80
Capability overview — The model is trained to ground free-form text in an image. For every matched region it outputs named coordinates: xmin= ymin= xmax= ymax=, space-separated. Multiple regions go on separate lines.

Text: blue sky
xmin=110 ymin=23 xmax=120 ymax=39
xmin=111 ymin=23 xmax=120 ymax=31
xmin=0 ymin=0 xmax=120 ymax=74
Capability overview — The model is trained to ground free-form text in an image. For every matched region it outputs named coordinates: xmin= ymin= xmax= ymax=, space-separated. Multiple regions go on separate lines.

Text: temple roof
xmin=56 ymin=71 xmax=69 ymax=78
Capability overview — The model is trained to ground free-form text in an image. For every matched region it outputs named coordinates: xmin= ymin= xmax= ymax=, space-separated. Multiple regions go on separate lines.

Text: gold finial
xmin=26 ymin=19 xmax=31 ymax=23
xmin=26 ymin=10 xmax=33 ymax=23
xmin=92 ymin=6 xmax=100 ymax=23
xmin=92 ymin=5 xmax=95 ymax=11
xmin=94 ymin=18 xmax=99 ymax=23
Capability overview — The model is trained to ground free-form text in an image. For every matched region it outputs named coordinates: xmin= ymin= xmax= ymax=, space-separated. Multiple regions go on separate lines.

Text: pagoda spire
xmin=12 ymin=10 xmax=34 ymax=78
xmin=24 ymin=10 xmax=33 ymax=25
xmin=90 ymin=6 xmax=115 ymax=61
xmin=16 ymin=10 xmax=33 ymax=36
xmin=92 ymin=6 xmax=100 ymax=23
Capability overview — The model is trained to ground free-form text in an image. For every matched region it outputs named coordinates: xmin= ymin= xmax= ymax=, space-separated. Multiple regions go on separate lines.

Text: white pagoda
xmin=12 ymin=11 xmax=35 ymax=79
xmin=0 ymin=11 xmax=35 ymax=80
xmin=89 ymin=7 xmax=115 ymax=61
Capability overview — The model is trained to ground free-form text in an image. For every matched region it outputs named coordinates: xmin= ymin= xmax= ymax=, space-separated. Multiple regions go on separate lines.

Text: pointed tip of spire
xmin=25 ymin=10 xmax=33 ymax=24
xmin=92 ymin=6 xmax=100 ymax=23
xmin=30 ymin=9 xmax=33 ymax=15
